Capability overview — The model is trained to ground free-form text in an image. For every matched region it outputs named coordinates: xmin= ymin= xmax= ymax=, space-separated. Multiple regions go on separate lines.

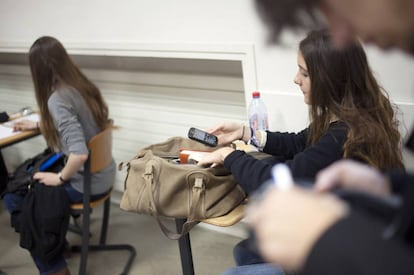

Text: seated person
xmin=2 ymin=36 xmax=114 ymax=275
xmin=198 ymin=29 xmax=404 ymax=269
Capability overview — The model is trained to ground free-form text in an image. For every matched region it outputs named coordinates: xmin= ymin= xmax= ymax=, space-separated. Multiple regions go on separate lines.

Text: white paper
xmin=0 ymin=124 xmax=19 ymax=139
xmin=0 ymin=113 xmax=40 ymax=139
xmin=2 ymin=113 xmax=40 ymax=127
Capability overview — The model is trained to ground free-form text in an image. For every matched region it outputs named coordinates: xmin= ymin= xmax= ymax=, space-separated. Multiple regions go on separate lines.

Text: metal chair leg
xmin=100 ymin=198 xmax=110 ymax=244
xmin=77 ymin=204 xmax=91 ymax=275
xmin=71 ymin=199 xmax=137 ymax=275
xmin=176 ymin=218 xmax=195 ymax=275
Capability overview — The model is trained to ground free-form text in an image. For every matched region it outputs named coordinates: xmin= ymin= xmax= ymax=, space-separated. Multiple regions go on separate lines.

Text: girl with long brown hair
xmin=3 ymin=36 xmax=114 ymax=275
xmin=199 ymin=29 xmax=403 ymax=194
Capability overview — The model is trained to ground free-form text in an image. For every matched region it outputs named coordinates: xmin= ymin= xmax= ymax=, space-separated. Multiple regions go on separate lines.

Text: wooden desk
xmin=0 ymin=112 xmax=41 ymax=149
xmin=0 ymin=127 xmax=40 ymax=193
xmin=0 ymin=129 xmax=40 ymax=149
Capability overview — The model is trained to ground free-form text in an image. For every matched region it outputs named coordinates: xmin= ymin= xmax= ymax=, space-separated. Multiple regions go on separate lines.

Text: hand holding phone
xmin=188 ymin=127 xmax=218 ymax=147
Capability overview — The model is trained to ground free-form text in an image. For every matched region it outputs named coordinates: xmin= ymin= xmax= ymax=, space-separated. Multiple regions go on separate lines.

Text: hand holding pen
xmin=246 ymin=163 xmax=349 ymax=271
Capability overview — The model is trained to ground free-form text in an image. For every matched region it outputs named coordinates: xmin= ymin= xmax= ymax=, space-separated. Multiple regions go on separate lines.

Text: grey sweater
xmin=48 ymin=86 xmax=114 ymax=195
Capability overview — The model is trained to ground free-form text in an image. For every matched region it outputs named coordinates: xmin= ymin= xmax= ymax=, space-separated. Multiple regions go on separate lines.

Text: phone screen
xmin=193 ymin=129 xmax=207 ymax=140
xmin=188 ymin=127 xmax=218 ymax=147
xmin=204 ymin=133 xmax=217 ymax=144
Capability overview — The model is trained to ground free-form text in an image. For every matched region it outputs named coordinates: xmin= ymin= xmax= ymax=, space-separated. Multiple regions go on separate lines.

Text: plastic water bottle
xmin=248 ymin=91 xmax=268 ymax=145
xmin=248 ymin=91 xmax=269 ymax=132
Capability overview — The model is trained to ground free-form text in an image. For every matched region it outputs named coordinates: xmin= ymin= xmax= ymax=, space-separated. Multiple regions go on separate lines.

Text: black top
xmin=224 ymin=121 xmax=348 ymax=194
xmin=302 ymin=172 xmax=414 ymax=274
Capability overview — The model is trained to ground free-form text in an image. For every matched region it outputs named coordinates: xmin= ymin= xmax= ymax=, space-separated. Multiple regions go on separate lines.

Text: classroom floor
xmin=0 ymin=199 xmax=245 ymax=275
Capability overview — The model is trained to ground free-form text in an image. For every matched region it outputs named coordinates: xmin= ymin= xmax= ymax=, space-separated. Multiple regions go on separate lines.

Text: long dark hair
xmin=300 ymin=29 xmax=403 ymax=169
xmin=29 ymin=36 xmax=109 ymax=150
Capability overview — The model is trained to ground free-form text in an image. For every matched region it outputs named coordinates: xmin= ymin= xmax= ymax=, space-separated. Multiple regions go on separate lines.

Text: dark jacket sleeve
xmin=303 ymin=173 xmax=414 ymax=275
xmin=387 ymin=170 xmax=414 ymax=194
xmin=302 ymin=210 xmax=414 ymax=275
xmin=224 ymin=121 xmax=348 ymax=194
xmin=263 ymin=128 xmax=308 ymax=157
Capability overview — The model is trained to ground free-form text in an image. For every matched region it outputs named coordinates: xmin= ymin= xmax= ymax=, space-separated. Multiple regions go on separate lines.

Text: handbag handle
xmin=143 ymin=161 xmax=203 ymax=240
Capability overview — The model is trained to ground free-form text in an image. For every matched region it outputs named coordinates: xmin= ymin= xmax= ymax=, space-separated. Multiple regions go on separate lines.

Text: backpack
xmin=1 ymin=148 xmax=65 ymax=197
xmin=3 ymin=148 xmax=69 ymax=262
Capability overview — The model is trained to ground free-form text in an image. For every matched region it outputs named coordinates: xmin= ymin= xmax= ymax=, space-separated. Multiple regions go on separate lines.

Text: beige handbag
xmin=119 ymin=137 xmax=246 ymax=239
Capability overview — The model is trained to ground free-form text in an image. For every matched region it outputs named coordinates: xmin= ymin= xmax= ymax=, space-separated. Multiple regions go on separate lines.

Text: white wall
xmin=1 ymin=0 xmax=414 ymax=132
xmin=0 ymin=62 xmax=246 ymax=193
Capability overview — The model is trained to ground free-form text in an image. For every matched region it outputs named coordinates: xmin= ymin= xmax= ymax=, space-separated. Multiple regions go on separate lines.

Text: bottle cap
xmin=252 ymin=91 xmax=260 ymax=98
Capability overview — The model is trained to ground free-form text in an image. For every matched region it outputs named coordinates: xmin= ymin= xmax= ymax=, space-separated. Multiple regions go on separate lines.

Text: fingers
xmin=207 ymin=122 xmax=243 ymax=132
xmin=197 ymin=157 xmax=219 ymax=168
xmin=197 ymin=161 xmax=219 ymax=168
xmin=33 ymin=172 xmax=59 ymax=186
xmin=206 ymin=124 xmax=223 ymax=134
xmin=206 ymin=122 xmax=231 ymax=134
xmin=196 ymin=160 xmax=211 ymax=167
xmin=13 ymin=122 xmax=24 ymax=132
xmin=12 ymin=120 xmax=35 ymax=132
xmin=198 ymin=148 xmax=233 ymax=167
xmin=314 ymin=160 xmax=353 ymax=192
xmin=317 ymin=160 xmax=392 ymax=197
xmin=206 ymin=122 xmax=245 ymax=144
xmin=32 ymin=172 xmax=43 ymax=182
xmin=314 ymin=167 xmax=340 ymax=192
xmin=197 ymin=153 xmax=216 ymax=167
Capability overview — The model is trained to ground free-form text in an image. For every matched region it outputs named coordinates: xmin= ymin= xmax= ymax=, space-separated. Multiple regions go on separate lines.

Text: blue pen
xmin=271 ymin=163 xmax=294 ymax=191
xmin=39 ymin=152 xmax=64 ymax=171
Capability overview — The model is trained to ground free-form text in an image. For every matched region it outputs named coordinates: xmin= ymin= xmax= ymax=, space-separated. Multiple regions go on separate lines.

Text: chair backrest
xmin=87 ymin=126 xmax=113 ymax=174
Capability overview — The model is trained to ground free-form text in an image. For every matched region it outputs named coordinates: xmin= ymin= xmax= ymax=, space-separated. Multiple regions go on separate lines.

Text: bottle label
xmin=249 ymin=114 xmax=268 ymax=132
xmin=263 ymin=114 xmax=269 ymax=130
xmin=249 ymin=114 xmax=258 ymax=132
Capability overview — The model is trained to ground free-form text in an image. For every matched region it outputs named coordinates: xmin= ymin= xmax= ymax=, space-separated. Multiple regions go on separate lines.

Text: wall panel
xmin=0 ymin=60 xmax=246 ymax=192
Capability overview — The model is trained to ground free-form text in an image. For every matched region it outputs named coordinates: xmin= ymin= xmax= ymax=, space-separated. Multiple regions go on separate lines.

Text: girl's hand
xmin=13 ymin=120 xmax=38 ymax=132
xmin=247 ymin=186 xmax=349 ymax=270
xmin=33 ymin=172 xmax=62 ymax=186
xmin=207 ymin=122 xmax=249 ymax=145
xmin=315 ymin=160 xmax=391 ymax=197
xmin=197 ymin=147 xmax=235 ymax=167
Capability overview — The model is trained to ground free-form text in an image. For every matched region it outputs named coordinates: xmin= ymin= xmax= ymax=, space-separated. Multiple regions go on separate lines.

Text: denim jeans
xmin=233 ymin=236 xmax=265 ymax=266
xmin=222 ymin=263 xmax=285 ymax=275
xmin=3 ymin=182 xmax=109 ymax=274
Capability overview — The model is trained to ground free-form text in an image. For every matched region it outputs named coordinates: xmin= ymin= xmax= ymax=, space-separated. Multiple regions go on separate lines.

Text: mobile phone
xmin=188 ymin=127 xmax=218 ymax=147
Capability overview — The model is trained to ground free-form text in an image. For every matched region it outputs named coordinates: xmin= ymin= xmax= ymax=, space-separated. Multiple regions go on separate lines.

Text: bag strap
xmin=143 ymin=162 xmax=202 ymax=240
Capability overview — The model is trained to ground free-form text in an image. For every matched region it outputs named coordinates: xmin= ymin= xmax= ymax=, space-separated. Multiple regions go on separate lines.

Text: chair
xmin=69 ymin=126 xmax=136 ymax=275
xmin=175 ymin=202 xmax=247 ymax=275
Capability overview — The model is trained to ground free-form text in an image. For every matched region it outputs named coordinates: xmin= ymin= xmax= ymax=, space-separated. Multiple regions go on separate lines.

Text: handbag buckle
xmin=194 ymin=177 xmax=204 ymax=189
xmin=143 ymin=164 xmax=154 ymax=181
